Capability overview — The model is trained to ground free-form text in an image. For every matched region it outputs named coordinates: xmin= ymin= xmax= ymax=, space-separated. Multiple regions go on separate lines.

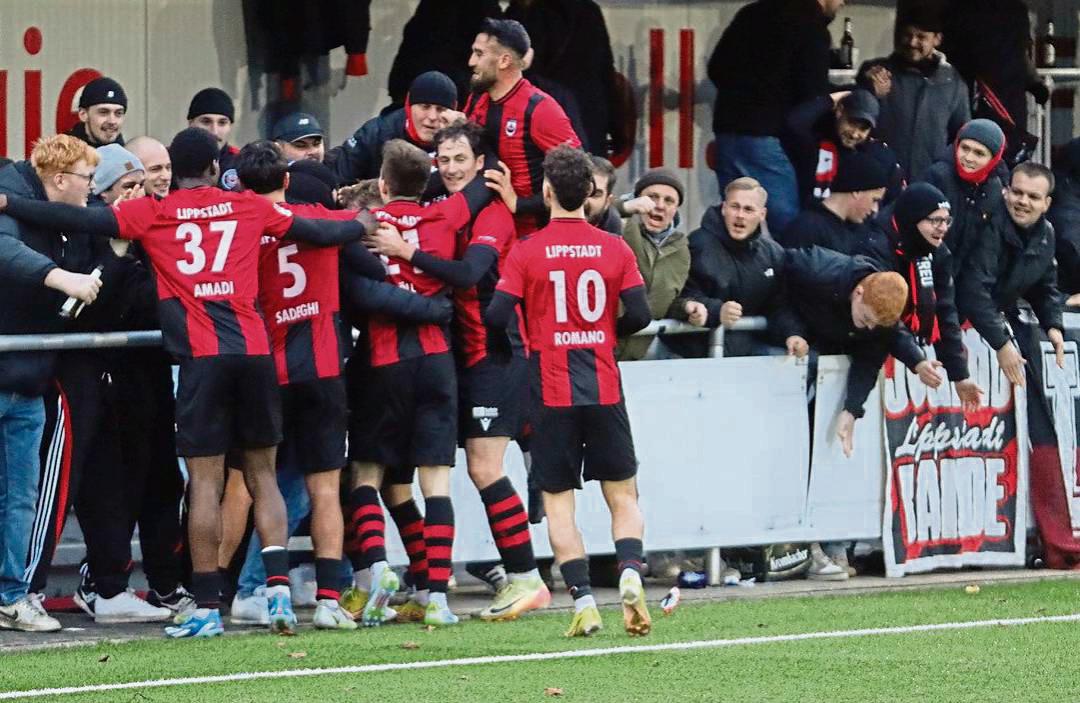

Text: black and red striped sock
xmin=345 ymin=486 xmax=386 ymax=569
xmin=388 ymin=499 xmax=429 ymax=591
xmin=615 ymin=538 xmax=644 ymax=575
xmin=314 ymin=557 xmax=342 ymax=602
xmin=479 ymin=477 xmax=536 ymax=574
xmin=423 ymin=496 xmax=454 ymax=594
xmin=261 ymin=546 xmax=290 ymax=590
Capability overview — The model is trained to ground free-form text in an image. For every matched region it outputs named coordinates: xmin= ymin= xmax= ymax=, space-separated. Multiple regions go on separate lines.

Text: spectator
xmin=861 ymin=183 xmax=982 ymax=409
xmin=674 ymin=177 xmax=808 ymax=359
xmin=466 ymin=18 xmax=582 ymax=237
xmin=1047 ymin=137 xmax=1080 ymax=304
xmin=505 ymin=0 xmax=619 ymax=156
xmin=91 ymin=144 xmax=145 ymax=205
xmin=0 ymin=135 xmax=103 ymax=632
xmin=958 ymin=162 xmax=1067 ymax=388
xmin=67 ymin=77 xmax=128 ymax=147
xmin=187 ymin=88 xmax=240 ymax=190
xmin=126 ymin=137 xmax=172 ymax=198
xmin=272 ymin=112 xmax=325 ymax=164
xmin=784 ymin=89 xmax=904 ymax=208
xmin=708 ymin=0 xmax=841 ymax=233
xmin=615 ymin=168 xmax=690 ymax=361
xmin=585 ymin=155 xmax=621 ymax=235
xmin=776 ymin=149 xmax=888 ymax=254
xmin=857 ymin=6 xmax=970 ymax=181
xmin=327 ymin=71 xmax=460 ymax=184
xmin=921 ymin=119 xmax=1008 ymax=275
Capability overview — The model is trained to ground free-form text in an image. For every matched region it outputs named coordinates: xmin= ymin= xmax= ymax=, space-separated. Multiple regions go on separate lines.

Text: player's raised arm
xmin=0 ymin=193 xmax=120 ymax=237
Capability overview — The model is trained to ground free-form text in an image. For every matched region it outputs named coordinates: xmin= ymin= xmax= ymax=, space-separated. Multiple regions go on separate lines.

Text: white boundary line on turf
xmin=4 ymin=612 xmax=1079 ymax=700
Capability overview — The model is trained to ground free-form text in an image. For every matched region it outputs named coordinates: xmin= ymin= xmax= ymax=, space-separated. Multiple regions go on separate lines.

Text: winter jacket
xmin=920 ymin=158 xmax=1007 ymax=276
xmin=857 ymin=51 xmax=970 ymax=181
xmin=777 ymin=200 xmax=870 ymax=255
xmin=958 ymin=215 xmax=1064 ymax=350
xmin=782 ymin=95 xmax=905 ymax=207
xmin=1046 ymin=171 xmax=1080 ymax=296
xmin=0 ymin=162 xmax=70 ymax=395
xmin=784 ymin=246 xmax=921 ymax=417
xmin=325 ymin=108 xmax=413 ymax=185
xmin=859 ymin=219 xmax=969 ymax=381
xmin=709 ymin=0 xmax=832 ymax=137
xmin=617 ymin=217 xmax=690 ymax=361
xmin=672 ymin=205 xmax=802 ymax=357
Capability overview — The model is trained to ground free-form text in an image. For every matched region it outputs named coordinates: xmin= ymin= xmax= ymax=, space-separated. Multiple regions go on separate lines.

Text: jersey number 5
xmin=277 ymin=244 xmax=307 ymax=298
xmin=548 ymin=269 xmax=606 ymax=323
xmin=176 ymin=220 xmax=238 ymax=275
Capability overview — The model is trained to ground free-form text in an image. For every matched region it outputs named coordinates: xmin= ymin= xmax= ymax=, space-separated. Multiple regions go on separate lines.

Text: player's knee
xmin=466 ymin=458 xmax=502 ymax=490
xmin=381 ymin=482 xmax=413 ymax=507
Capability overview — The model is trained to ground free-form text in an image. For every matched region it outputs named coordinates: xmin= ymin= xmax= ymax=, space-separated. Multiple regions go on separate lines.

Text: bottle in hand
xmin=59 ymin=266 xmax=103 ymax=320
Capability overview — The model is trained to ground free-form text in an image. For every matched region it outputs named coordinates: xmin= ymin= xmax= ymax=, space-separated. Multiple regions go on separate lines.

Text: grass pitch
xmin=2 ymin=580 xmax=1080 ymax=702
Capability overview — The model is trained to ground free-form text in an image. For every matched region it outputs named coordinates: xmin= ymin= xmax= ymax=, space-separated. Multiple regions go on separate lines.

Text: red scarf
xmin=891 ymin=216 xmax=940 ymax=345
xmin=954 ymin=138 xmax=1005 ymax=185
xmin=403 ymin=94 xmax=429 ymax=148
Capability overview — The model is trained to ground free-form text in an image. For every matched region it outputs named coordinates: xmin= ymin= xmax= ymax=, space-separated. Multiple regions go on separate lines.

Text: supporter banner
xmin=1022 ymin=313 xmax=1080 ymax=567
xmin=881 ymin=330 xmax=1027 ymax=576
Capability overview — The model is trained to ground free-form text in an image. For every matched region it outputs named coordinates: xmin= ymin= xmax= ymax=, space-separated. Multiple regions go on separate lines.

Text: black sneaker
xmin=147 ymin=585 xmax=196 ymax=616
xmin=73 ymin=581 xmax=97 ymax=616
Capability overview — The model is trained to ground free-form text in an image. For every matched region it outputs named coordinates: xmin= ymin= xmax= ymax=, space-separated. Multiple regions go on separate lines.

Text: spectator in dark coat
xmin=672 ymin=177 xmax=807 ymax=359
xmin=783 ymin=89 xmax=904 ymax=208
xmin=777 ymin=149 xmax=888 ymax=254
xmin=1047 ymin=137 xmax=1080 ymax=302
xmin=958 ymin=162 xmax=1067 ymax=387
xmin=708 ymin=0 xmax=841 ymax=234
xmin=857 ymin=6 xmax=969 ymax=181
xmin=860 ymin=183 xmax=982 ymax=410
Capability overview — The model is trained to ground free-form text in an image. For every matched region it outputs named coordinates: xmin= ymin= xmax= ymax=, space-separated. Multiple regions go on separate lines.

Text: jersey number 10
xmin=548 ymin=269 xmax=606 ymax=323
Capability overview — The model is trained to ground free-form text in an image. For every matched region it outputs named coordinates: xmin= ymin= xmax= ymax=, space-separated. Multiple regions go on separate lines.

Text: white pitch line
xmin=3 ymin=612 xmax=1079 ymax=700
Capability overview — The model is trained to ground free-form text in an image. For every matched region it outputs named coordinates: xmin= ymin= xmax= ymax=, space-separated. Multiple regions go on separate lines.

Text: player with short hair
xmin=0 ymin=127 xmax=375 ymax=638
xmin=485 ymin=145 xmax=653 ymax=637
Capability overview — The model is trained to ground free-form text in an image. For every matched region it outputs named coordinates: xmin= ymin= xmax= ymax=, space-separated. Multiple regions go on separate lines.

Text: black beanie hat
xmin=187 ymin=87 xmax=235 ymax=122
xmin=169 ymin=127 xmax=220 ymax=179
xmin=830 ymin=150 xmax=890 ymax=193
xmin=79 ymin=77 xmax=127 ymax=109
xmin=408 ymin=71 xmax=458 ymax=110
xmin=634 ymin=167 xmax=685 ymax=205
xmin=286 ymin=160 xmax=338 ymax=209
xmin=898 ymin=4 xmax=944 ymax=33
xmin=957 ymin=118 xmax=1006 ymax=157
xmin=893 ymin=182 xmax=950 ymax=257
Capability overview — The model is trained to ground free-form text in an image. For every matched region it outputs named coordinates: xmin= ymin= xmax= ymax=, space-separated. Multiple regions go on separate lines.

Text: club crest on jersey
xmin=221 ymin=168 xmax=239 ymax=191
xmin=505 ymin=119 xmax=518 ymax=137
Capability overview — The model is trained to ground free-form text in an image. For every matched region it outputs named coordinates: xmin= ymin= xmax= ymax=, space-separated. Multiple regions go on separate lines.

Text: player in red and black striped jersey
xmin=366 ymin=121 xmax=550 ymax=621
xmin=466 ymin=18 xmax=581 ymax=238
xmin=486 ymin=146 xmax=653 ymax=638
xmin=0 ymin=128 xmax=375 ymax=637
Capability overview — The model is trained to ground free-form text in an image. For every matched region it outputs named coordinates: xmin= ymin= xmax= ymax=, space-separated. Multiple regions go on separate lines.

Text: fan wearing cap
xmin=861 ymin=183 xmax=984 ymax=410
xmin=777 ymin=150 xmax=888 ymax=254
xmin=466 ymin=18 xmax=582 ymax=238
xmin=67 ymin=77 xmax=127 ymax=148
xmin=326 ymin=71 xmax=461 ymax=184
xmin=784 ymin=89 xmax=904 ymax=208
xmin=91 ymin=144 xmax=145 ymax=206
xmin=188 ymin=88 xmax=240 ymax=191
xmin=273 ymin=112 xmax=326 ymax=164
xmin=921 ymin=118 xmax=1008 ymax=276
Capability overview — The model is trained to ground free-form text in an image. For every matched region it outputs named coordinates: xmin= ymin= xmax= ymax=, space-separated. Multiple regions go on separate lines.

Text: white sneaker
xmin=0 ymin=596 xmax=62 ymax=632
xmin=289 ymin=564 xmax=317 ymax=607
xmin=313 ymin=599 xmax=357 ymax=630
xmin=94 ymin=589 xmax=172 ymax=623
xmin=807 ymin=542 xmax=848 ymax=581
xmin=230 ymin=591 xmax=269 ymax=626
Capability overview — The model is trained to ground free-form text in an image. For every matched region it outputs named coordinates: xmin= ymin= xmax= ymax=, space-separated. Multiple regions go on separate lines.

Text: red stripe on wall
xmin=649 ymin=29 xmax=664 ymax=168
xmin=24 ymin=70 xmax=41 ymax=158
xmin=0 ymin=72 xmax=7 ymax=158
xmin=679 ymin=29 xmax=694 ymax=168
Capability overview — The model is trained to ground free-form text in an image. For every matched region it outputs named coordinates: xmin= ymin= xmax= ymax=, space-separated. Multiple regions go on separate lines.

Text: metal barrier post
xmin=708 ymin=326 xmax=726 ymax=358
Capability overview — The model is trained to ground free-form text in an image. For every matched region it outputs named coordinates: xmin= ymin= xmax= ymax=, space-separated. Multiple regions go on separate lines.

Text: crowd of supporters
xmin=0 ymin=0 xmax=1074 ymax=636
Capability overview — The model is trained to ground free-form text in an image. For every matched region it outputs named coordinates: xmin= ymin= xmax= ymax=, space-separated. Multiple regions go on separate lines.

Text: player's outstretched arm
xmin=341 ymin=241 xmax=387 ymax=281
xmin=410 ymin=246 xmax=498 ymax=288
xmin=343 ymin=276 xmax=453 ymax=324
xmin=484 ymin=290 xmax=520 ymax=329
xmin=616 ymin=284 xmax=651 ymax=336
xmin=285 ymin=209 xmax=377 ymax=246
xmin=0 ymin=194 xmax=119 ymax=236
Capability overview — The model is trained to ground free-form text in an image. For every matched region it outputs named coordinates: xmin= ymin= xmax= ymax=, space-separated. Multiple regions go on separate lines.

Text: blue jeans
xmin=0 ymin=392 xmax=44 ymax=605
xmin=236 ymin=466 xmax=310 ymax=598
xmin=712 ymin=133 xmax=800 ymax=235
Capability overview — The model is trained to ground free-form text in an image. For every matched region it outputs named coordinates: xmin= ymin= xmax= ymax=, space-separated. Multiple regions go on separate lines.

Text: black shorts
xmin=279 ymin=377 xmax=347 ymax=474
xmin=458 ymin=355 xmax=528 ymax=443
xmin=530 ymin=400 xmax=638 ymax=493
xmin=348 ymin=353 xmax=457 ymax=468
xmin=175 ymin=355 xmax=282 ymax=458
